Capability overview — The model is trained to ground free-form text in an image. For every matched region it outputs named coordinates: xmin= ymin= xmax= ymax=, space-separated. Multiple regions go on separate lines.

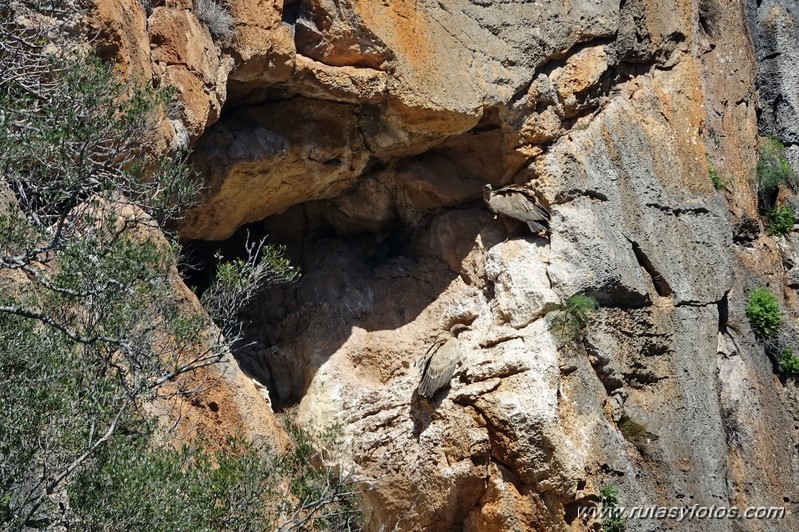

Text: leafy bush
xmin=767 ymin=206 xmax=795 ymax=236
xmin=0 ymin=4 xmax=329 ymax=529
xmin=552 ymin=294 xmax=599 ymax=341
xmin=745 ymin=288 xmax=781 ymax=338
xmin=201 ymin=236 xmax=298 ymax=339
xmin=71 ymin=430 xmax=360 ymax=531
xmin=779 ymin=347 xmax=799 ymax=375
xmin=600 ymin=485 xmax=626 ymax=532
xmin=194 ymin=0 xmax=235 ymax=39
xmin=1 ymin=9 xmax=204 ymax=523
xmin=708 ymin=160 xmax=727 ymax=189
xmin=756 ymin=137 xmax=797 ymax=210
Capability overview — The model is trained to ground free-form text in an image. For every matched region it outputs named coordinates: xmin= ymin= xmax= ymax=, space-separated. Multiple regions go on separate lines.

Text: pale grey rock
xmin=541 ymin=97 xmax=734 ymax=307
xmin=485 ymin=238 xmax=559 ymax=328
xmin=748 ymin=0 xmax=799 ymax=144
xmin=549 ymin=198 xmax=652 ymax=308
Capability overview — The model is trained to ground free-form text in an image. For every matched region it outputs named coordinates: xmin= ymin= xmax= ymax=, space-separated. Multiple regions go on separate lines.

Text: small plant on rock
xmin=194 ymin=0 xmax=235 ymax=39
xmin=745 ymin=288 xmax=781 ymax=339
xmin=756 ymin=137 xmax=797 ymax=211
xmin=600 ymin=485 xmax=626 ymax=532
xmin=200 ymin=235 xmax=298 ymax=339
xmin=618 ymin=415 xmax=658 ymax=454
xmin=767 ymin=206 xmax=795 ymax=237
xmin=552 ymin=294 xmax=599 ymax=341
xmin=708 ymin=160 xmax=727 ymax=190
xmin=779 ymin=347 xmax=799 ymax=375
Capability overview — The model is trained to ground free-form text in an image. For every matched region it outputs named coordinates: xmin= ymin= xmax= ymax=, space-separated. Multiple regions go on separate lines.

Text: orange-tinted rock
xmin=148 ymin=6 xmax=231 ymax=141
xmin=90 ymin=0 xmax=151 ymax=78
xmin=182 ymin=98 xmax=370 ymax=240
xmin=292 ymin=54 xmax=386 ymax=104
xmin=149 ymin=8 xmax=221 ymax=84
xmin=228 ymin=0 xmax=295 ymax=85
xmin=66 ymin=0 xmax=799 ymax=528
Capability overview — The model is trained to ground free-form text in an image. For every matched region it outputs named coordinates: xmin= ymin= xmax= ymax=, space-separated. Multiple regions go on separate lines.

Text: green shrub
xmin=779 ymin=347 xmax=799 ymax=374
xmin=756 ymin=137 xmax=797 ymax=210
xmin=552 ymin=294 xmax=599 ymax=341
xmin=71 ymin=429 xmax=360 ymax=531
xmin=0 ymin=4 xmax=322 ymax=529
xmin=201 ymin=239 xmax=298 ymax=338
xmin=600 ymin=485 xmax=626 ymax=532
xmin=745 ymin=288 xmax=781 ymax=338
xmin=708 ymin=160 xmax=727 ymax=189
xmin=767 ymin=206 xmax=795 ymax=236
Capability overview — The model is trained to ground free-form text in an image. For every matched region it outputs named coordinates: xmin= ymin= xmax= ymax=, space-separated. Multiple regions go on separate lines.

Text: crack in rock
xmin=628 ymin=238 xmax=673 ymax=297
xmin=644 ymin=202 xmax=711 ymax=216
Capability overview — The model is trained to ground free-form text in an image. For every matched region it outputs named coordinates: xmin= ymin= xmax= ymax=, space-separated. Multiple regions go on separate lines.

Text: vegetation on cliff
xmin=707 ymin=159 xmax=728 ymax=190
xmin=766 ymin=206 xmax=795 ymax=237
xmin=779 ymin=347 xmax=799 ymax=375
xmin=745 ymin=288 xmax=781 ymax=339
xmin=551 ymin=293 xmax=599 ymax=342
xmin=756 ymin=137 xmax=798 ymax=211
xmin=193 ymin=0 xmax=235 ymax=39
xmin=0 ymin=3 xmax=355 ymax=529
xmin=599 ymin=485 xmax=626 ymax=532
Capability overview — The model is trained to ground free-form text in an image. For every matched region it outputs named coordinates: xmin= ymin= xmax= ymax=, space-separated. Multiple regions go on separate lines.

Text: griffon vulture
xmin=483 ymin=184 xmax=550 ymax=234
xmin=415 ymin=324 xmax=470 ymax=398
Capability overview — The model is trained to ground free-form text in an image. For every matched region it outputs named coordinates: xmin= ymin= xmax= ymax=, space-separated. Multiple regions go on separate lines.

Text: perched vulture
xmin=483 ymin=184 xmax=550 ymax=234
xmin=415 ymin=324 xmax=470 ymax=398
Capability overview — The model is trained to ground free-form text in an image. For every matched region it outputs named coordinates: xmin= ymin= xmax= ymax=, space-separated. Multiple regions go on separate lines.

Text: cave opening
xmin=183 ymin=73 xmax=538 ymax=407
xmin=179 ymin=196 xmax=426 ymax=407
xmin=281 ymin=0 xmax=303 ymax=25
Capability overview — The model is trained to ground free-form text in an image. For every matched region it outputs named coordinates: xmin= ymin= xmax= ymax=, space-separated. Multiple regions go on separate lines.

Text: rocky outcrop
xmin=89 ymin=0 xmax=799 ymax=529
xmin=180 ymin=0 xmax=628 ymax=239
xmin=148 ymin=6 xmax=233 ymax=142
xmin=748 ymin=0 xmax=799 ymax=143
xmin=85 ymin=198 xmax=290 ymax=453
xmin=85 ymin=0 xmax=291 ymax=453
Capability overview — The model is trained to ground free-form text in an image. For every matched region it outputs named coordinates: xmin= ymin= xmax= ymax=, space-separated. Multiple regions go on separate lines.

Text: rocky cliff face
xmin=94 ymin=0 xmax=799 ymax=529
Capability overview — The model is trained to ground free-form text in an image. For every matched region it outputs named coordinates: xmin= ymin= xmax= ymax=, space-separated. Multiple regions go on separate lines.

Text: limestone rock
xmin=291 ymin=54 xmax=387 ymax=104
xmin=749 ymin=1 xmax=799 ymax=144
xmin=183 ymin=0 xmax=631 ymax=235
xmin=321 ymin=177 xmax=395 ymax=237
xmin=70 ymin=0 xmax=799 ymax=528
xmin=227 ymin=0 xmax=295 ymax=86
xmin=292 ymin=0 xmax=394 ymax=70
xmin=222 ymin=0 xmax=799 ymax=527
xmin=149 ymin=7 xmax=231 ymax=141
xmin=540 ymin=92 xmax=733 ymax=307
xmin=90 ymin=0 xmax=151 ymax=78
xmin=182 ymin=98 xmax=370 ymax=240
xmin=485 ymin=239 xmax=558 ymax=328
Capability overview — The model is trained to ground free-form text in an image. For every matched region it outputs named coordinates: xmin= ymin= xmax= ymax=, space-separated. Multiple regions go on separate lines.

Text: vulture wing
xmin=486 ymin=185 xmax=550 ymax=232
xmin=526 ymin=219 xmax=548 ymax=233
xmin=416 ymin=337 xmax=460 ymax=398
